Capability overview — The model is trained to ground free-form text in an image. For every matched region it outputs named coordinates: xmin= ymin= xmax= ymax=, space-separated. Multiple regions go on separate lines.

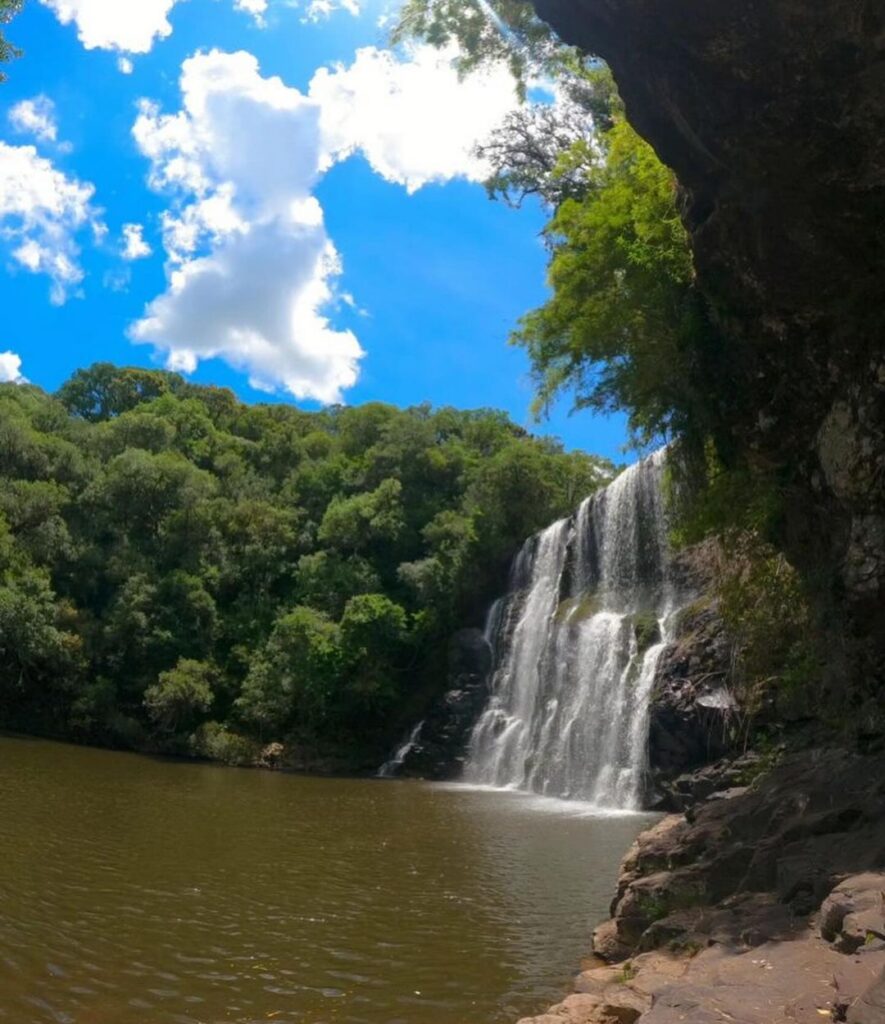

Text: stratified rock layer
xmin=519 ymin=749 xmax=885 ymax=1023
xmin=532 ymin=0 xmax=885 ymax=703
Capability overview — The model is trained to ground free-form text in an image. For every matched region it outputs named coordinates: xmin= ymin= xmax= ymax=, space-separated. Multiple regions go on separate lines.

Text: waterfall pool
xmin=0 ymin=734 xmax=657 ymax=1024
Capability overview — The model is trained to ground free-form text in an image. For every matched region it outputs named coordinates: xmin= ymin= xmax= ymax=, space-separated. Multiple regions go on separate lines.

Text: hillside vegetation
xmin=0 ymin=364 xmax=613 ymax=767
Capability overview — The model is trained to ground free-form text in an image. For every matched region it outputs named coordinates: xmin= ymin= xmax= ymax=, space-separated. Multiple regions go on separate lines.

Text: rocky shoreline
xmin=518 ymin=748 xmax=885 ymax=1024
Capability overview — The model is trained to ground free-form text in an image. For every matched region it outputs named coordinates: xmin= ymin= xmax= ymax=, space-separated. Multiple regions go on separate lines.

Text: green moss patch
xmin=554 ymin=592 xmax=602 ymax=624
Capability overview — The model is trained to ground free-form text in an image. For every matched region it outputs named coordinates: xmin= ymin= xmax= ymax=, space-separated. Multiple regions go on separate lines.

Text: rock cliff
xmin=518 ymin=6 xmax=885 ymax=1017
xmin=532 ymin=0 xmax=885 ymax=711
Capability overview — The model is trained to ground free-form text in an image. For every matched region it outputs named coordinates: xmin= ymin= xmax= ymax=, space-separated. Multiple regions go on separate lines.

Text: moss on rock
xmin=631 ymin=611 xmax=662 ymax=654
xmin=555 ymin=592 xmax=602 ymax=624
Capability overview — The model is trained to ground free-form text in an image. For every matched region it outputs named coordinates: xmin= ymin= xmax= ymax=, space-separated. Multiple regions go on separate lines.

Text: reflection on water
xmin=0 ymin=735 xmax=654 ymax=1024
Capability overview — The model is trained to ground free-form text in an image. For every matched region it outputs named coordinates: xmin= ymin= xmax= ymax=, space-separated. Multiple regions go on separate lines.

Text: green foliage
xmin=57 ymin=363 xmax=186 ymax=423
xmin=479 ymin=66 xmax=621 ymax=208
xmin=554 ymin=592 xmax=601 ymax=624
xmin=190 ymin=721 xmax=258 ymax=766
xmin=318 ymin=478 xmax=405 ymax=552
xmin=664 ymin=446 xmax=819 ymax=724
xmin=617 ymin=962 xmax=637 ymax=984
xmin=0 ymin=0 xmax=23 ymax=81
xmin=631 ymin=611 xmax=661 ymax=655
xmin=392 ymin=0 xmax=564 ymax=90
xmin=512 ymin=120 xmax=709 ymax=446
xmin=144 ymin=659 xmax=215 ymax=734
xmin=237 ymin=606 xmax=344 ymax=736
xmin=665 ymin=443 xmax=784 ymax=550
xmin=0 ymin=367 xmax=616 ymax=763
xmin=716 ymin=532 xmax=818 ymax=715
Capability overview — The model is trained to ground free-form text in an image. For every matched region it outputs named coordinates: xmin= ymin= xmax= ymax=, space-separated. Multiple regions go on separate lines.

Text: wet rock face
xmin=646 ymin=598 xmax=735 ymax=798
xmin=531 ymin=0 xmax=885 ymax=696
xmin=397 ymin=628 xmax=492 ymax=780
xmin=642 ymin=543 xmax=740 ymax=802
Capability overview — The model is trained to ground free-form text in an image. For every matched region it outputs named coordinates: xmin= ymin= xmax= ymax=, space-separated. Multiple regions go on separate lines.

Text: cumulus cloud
xmin=118 ymin=57 xmax=134 ymax=74
xmin=131 ymin=43 xmax=523 ymax=403
xmin=131 ymin=50 xmax=362 ymax=404
xmin=312 ymin=43 xmax=520 ymax=191
xmin=121 ymin=222 xmax=152 ymax=260
xmin=0 ymin=351 xmax=26 ymax=384
xmin=234 ymin=0 xmax=268 ymax=23
xmin=38 ymin=0 xmax=178 ymax=53
xmin=0 ymin=142 xmax=100 ymax=303
xmin=8 ymin=96 xmax=59 ymax=144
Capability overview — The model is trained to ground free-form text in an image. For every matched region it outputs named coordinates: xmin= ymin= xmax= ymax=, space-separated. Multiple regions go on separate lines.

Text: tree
xmin=512 ymin=120 xmax=707 ymax=445
xmin=393 ymin=0 xmax=563 ymax=88
xmin=57 ymin=363 xmax=185 ymax=422
xmin=339 ymin=593 xmax=409 ymax=711
xmin=393 ymin=6 xmax=710 ymax=449
xmin=478 ymin=67 xmax=620 ymax=208
xmin=2 ymin=367 xmax=611 ymax=763
xmin=0 ymin=0 xmax=23 ymax=81
xmin=296 ymin=550 xmax=381 ymax=618
xmin=237 ymin=607 xmax=343 ymax=736
xmin=144 ymin=659 xmax=215 ymax=735
xmin=0 ymin=567 xmax=79 ymax=706
xmin=91 ymin=449 xmax=216 ymax=541
xmin=318 ymin=478 xmax=405 ymax=553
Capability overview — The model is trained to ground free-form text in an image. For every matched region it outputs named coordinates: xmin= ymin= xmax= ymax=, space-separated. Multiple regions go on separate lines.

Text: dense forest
xmin=0 ymin=364 xmax=613 ymax=767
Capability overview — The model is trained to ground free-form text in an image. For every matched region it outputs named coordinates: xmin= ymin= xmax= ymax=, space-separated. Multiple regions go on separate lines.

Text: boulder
xmin=820 ymin=874 xmax=885 ymax=953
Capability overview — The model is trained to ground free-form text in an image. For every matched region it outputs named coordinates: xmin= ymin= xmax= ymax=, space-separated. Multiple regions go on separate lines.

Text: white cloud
xmin=130 ymin=42 xmax=524 ymax=403
xmin=234 ymin=0 xmax=268 ymax=23
xmin=131 ymin=50 xmax=362 ymax=404
xmin=38 ymin=0 xmax=178 ymax=53
xmin=121 ymin=222 xmax=152 ymax=260
xmin=118 ymin=56 xmax=134 ymax=74
xmin=303 ymin=0 xmax=361 ymax=21
xmin=311 ymin=43 xmax=521 ymax=191
xmin=0 ymin=351 xmax=26 ymax=384
xmin=0 ymin=142 xmax=100 ymax=303
xmin=8 ymin=96 xmax=59 ymax=144
xmin=40 ymin=0 xmax=287 ymax=52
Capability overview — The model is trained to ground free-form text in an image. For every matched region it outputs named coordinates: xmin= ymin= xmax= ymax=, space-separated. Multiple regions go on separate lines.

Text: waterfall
xmin=377 ymin=720 xmax=425 ymax=779
xmin=465 ymin=450 xmax=681 ymax=810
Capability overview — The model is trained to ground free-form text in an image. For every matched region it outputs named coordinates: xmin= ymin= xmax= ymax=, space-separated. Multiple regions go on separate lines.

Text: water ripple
xmin=0 ymin=736 xmax=654 ymax=1024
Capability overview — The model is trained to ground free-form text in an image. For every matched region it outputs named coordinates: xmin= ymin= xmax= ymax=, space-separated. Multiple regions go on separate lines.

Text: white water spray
xmin=465 ymin=450 xmax=680 ymax=810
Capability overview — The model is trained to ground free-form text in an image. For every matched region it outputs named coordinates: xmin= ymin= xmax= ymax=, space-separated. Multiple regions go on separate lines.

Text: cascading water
xmin=377 ymin=720 xmax=425 ymax=778
xmin=465 ymin=449 xmax=683 ymax=810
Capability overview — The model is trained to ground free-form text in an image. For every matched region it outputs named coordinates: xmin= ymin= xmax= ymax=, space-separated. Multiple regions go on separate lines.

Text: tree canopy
xmin=0 ymin=367 xmax=614 ymax=767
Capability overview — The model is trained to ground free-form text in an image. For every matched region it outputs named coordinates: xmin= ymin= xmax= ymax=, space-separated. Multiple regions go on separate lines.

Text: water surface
xmin=0 ymin=736 xmax=654 ymax=1024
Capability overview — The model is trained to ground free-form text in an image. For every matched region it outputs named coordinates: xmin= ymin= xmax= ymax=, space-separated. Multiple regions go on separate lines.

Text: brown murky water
xmin=0 ymin=735 xmax=654 ymax=1024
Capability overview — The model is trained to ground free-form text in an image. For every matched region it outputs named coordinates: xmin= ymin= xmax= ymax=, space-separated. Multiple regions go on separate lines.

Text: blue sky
xmin=0 ymin=0 xmax=628 ymax=460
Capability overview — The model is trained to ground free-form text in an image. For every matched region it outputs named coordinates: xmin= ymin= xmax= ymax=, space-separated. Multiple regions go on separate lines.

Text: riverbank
xmin=518 ymin=747 xmax=885 ymax=1023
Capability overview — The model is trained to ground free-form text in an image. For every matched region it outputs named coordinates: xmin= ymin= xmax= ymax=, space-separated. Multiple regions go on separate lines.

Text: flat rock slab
xmin=646 ymin=936 xmax=885 ymax=1023
xmin=522 ymin=933 xmax=885 ymax=1024
xmin=848 ymin=966 xmax=885 ymax=1024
